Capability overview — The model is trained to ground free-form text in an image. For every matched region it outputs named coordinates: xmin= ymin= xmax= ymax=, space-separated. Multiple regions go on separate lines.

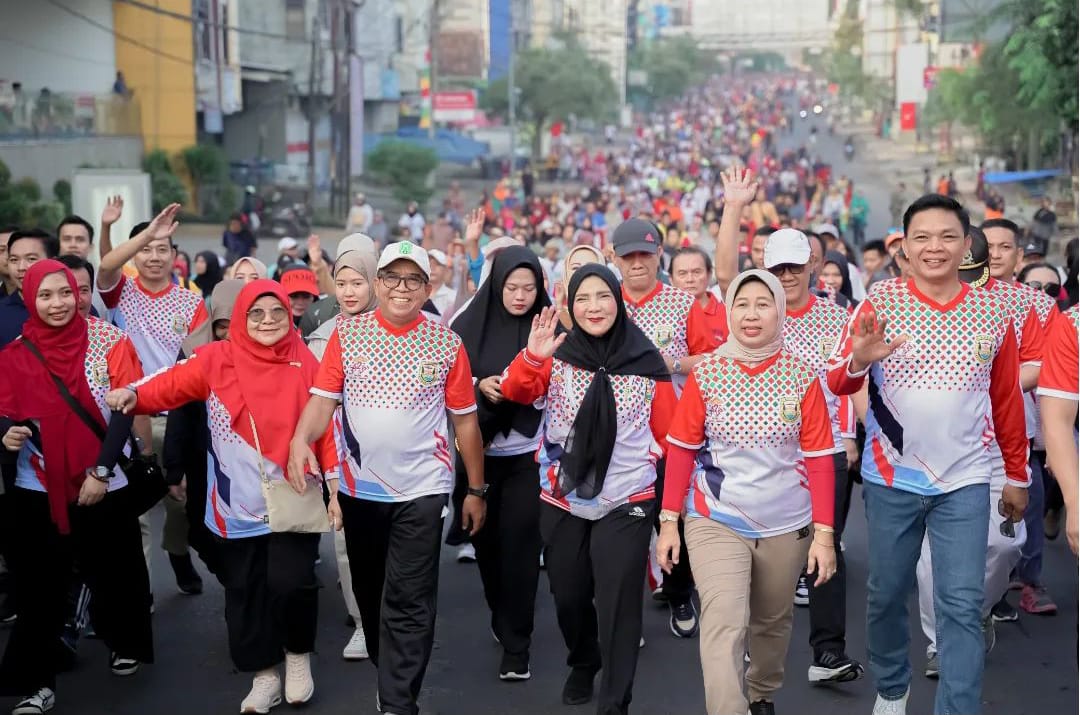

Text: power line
xmin=43 ymin=0 xmax=193 ymax=65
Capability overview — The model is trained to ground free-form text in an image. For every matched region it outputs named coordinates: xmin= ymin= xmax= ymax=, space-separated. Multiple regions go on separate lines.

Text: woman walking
xmin=0 ymin=260 xmax=153 ymax=714
xmin=106 ymin=279 xmax=337 ymax=714
xmin=501 ymin=264 xmax=676 ymax=715
xmin=449 ymin=246 xmax=549 ymax=681
xmin=657 ymin=270 xmax=837 ymax=715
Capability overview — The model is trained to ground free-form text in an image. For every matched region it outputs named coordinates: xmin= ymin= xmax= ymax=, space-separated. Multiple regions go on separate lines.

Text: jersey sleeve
xmin=106 ymin=336 xmax=144 ymax=389
xmin=1037 ymin=312 xmax=1078 ymax=401
xmin=445 ymin=343 xmax=477 ymax=415
xmin=189 ymin=301 xmax=209 ymax=332
xmin=311 ymin=330 xmax=345 ymax=401
xmin=989 ymin=323 xmax=1031 ymax=486
xmin=837 ymin=394 xmax=856 ymax=439
xmin=313 ymin=421 xmax=339 ymax=474
xmin=99 ymin=273 xmax=127 ymax=309
xmin=687 ymin=300 xmax=720 ymax=355
xmin=1017 ymin=307 xmax=1045 ymax=366
xmin=649 ymin=380 xmax=678 ymax=455
xmin=132 ymin=355 xmax=211 ymax=414
xmin=799 ymin=378 xmax=837 ymax=457
xmin=667 ymin=371 xmax=707 ymax=450
xmin=500 ymin=349 xmax=552 ymax=405
xmin=826 ymin=299 xmax=874 ymax=395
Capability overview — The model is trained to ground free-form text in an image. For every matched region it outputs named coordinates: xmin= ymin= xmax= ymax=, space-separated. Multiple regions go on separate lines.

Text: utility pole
xmin=508 ymin=2 xmax=516 ymax=172
xmin=428 ymin=0 xmax=439 ymax=140
xmin=306 ymin=0 xmax=322 ymax=207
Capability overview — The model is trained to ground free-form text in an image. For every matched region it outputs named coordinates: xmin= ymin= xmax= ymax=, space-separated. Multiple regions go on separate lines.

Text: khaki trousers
xmin=685 ymin=517 xmax=809 ymax=715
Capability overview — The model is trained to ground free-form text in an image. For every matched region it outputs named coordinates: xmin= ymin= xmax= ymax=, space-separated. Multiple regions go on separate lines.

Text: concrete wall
xmin=0 ymin=0 xmax=117 ymax=93
xmin=236 ymin=0 xmax=332 ymax=95
xmin=0 ymin=136 xmax=143 ymax=190
xmin=223 ymin=80 xmax=290 ymax=162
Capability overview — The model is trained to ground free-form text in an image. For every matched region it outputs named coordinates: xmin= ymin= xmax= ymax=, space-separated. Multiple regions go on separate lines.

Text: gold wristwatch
xmin=658 ymin=510 xmax=680 ymax=524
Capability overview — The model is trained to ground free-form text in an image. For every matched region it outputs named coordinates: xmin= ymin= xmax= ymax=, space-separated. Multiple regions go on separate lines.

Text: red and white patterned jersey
xmin=783 ymin=294 xmax=855 ymax=449
xmin=668 ymin=351 xmax=835 ymax=538
xmin=1037 ymin=304 xmax=1078 ymax=402
xmin=622 ymin=282 xmax=718 ymax=393
xmin=312 ymin=310 xmax=477 ymax=502
xmin=16 ymin=317 xmax=142 ymax=493
xmin=827 ymin=279 xmax=1029 ymax=494
xmin=101 ymin=274 xmax=207 ymax=376
xmin=1009 ymin=281 xmax=1062 ymax=443
xmin=981 ymin=278 xmax=1045 ymax=444
xmin=500 ymin=349 xmax=677 ymax=521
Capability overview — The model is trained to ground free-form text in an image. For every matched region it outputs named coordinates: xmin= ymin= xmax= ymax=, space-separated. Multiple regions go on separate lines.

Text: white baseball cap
xmin=377 ymin=240 xmax=431 ymax=278
xmin=813 ymin=222 xmax=839 ymax=238
xmin=764 ymin=228 xmax=812 ymax=269
xmin=427 ymin=249 xmax=449 ymax=266
xmin=277 ymin=237 xmax=299 ymax=252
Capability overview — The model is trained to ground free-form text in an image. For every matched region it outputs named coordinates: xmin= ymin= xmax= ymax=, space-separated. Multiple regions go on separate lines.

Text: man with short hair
xmin=56 ymin=215 xmax=94 ymax=260
xmin=669 ymin=247 xmax=727 ymax=346
xmin=0 ymin=229 xmax=59 ymax=348
xmin=290 ymin=241 xmax=486 ymax=715
xmin=750 ymin=227 xmax=771 ymax=269
xmin=861 ymin=240 xmax=888 ymax=285
xmin=828 ymin=194 xmax=1029 ymax=715
xmin=0 ymin=226 xmax=18 ymax=297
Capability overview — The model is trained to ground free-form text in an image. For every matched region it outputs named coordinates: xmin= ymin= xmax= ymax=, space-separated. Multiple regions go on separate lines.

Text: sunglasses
xmin=1025 ymin=280 xmax=1060 ymax=298
xmin=767 ymin=263 xmax=806 ymax=276
xmin=997 ymin=498 xmax=1016 ymax=538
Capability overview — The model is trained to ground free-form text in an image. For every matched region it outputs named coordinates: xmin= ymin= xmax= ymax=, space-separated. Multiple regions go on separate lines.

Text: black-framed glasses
xmin=247 ymin=306 xmax=289 ymax=323
xmin=1025 ymin=280 xmax=1061 ymax=298
xmin=768 ymin=263 xmax=805 ymax=276
xmin=378 ymin=271 xmax=427 ymax=291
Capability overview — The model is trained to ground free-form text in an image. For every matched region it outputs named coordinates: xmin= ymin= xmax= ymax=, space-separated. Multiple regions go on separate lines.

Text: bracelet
xmin=814 ymin=525 xmax=835 ymax=534
xmin=813 ymin=537 xmax=834 ymax=547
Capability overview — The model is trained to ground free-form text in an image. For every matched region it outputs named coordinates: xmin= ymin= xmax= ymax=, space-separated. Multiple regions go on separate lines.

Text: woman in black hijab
xmin=448 ymin=246 xmax=549 ymax=682
xmin=192 ymin=250 xmax=224 ymax=297
xmin=501 ymin=264 xmax=677 ymax=715
xmin=820 ymin=250 xmax=855 ymax=308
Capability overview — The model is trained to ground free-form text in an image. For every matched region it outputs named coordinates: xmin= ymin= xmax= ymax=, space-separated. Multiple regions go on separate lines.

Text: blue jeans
xmin=864 ymin=482 xmax=989 ymax=715
xmin=1017 ymin=450 xmax=1046 ymax=586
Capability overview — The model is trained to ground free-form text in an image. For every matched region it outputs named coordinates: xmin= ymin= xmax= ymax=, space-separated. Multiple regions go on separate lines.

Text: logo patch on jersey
xmin=818 ymin=336 xmax=836 ymax=360
xmin=419 ymin=361 xmax=438 ymax=385
xmin=973 ymin=334 xmax=994 ymax=364
xmin=171 ymin=315 xmax=188 ymax=335
xmin=654 ymin=325 xmax=673 ymax=347
xmin=91 ymin=361 xmax=109 ymax=386
xmin=779 ymin=395 xmax=800 ymax=424
xmin=344 ymin=358 xmax=368 ymax=379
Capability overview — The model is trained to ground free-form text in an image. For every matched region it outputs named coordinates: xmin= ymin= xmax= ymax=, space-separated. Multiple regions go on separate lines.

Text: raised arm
xmin=98 ymin=195 xmax=123 ymax=264
xmin=714 ymin=167 xmax=758 ymax=293
xmin=98 ymin=203 xmax=181 ymax=290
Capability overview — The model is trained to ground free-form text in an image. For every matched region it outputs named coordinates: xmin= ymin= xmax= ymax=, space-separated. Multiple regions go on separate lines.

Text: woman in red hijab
xmin=105 ymin=279 xmax=337 ymax=714
xmin=0 ymin=260 xmax=152 ymax=714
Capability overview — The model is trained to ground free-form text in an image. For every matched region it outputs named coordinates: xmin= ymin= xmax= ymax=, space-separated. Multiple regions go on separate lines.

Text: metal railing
xmin=0 ymin=89 xmax=142 ymax=140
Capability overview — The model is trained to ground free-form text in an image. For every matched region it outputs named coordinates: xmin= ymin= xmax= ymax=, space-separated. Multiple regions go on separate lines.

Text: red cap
xmin=280 ymin=267 xmax=319 ymax=297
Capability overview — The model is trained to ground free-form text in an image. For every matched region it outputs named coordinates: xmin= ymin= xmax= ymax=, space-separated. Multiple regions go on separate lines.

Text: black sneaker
xmin=498 ymin=651 xmax=531 ymax=681
xmin=169 ymin=553 xmax=203 ymax=595
xmin=669 ymin=599 xmax=699 ymax=638
xmin=109 ymin=652 xmax=139 ymax=677
xmin=808 ymin=650 xmax=864 ymax=684
xmin=561 ymin=667 xmax=596 ymax=705
xmin=991 ymin=596 xmax=1019 ymax=623
xmin=793 ymin=574 xmax=809 ymax=607
xmin=749 ymin=699 xmax=775 ymax=715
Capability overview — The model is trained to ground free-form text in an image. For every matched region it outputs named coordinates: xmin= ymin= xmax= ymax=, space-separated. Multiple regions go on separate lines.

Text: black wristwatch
xmin=91 ymin=465 xmax=114 ymax=483
xmin=466 ymin=484 xmax=490 ymax=499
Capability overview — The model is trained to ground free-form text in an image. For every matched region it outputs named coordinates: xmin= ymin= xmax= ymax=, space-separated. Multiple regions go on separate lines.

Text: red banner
xmin=900 ymin=102 xmax=917 ymax=131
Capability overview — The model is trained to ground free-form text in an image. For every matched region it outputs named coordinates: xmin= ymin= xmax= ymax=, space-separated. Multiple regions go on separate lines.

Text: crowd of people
xmin=0 ymin=73 xmax=1074 ymax=715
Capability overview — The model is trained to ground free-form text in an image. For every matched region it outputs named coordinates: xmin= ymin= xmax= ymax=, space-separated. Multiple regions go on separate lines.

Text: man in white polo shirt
xmin=290 ymin=241 xmax=486 ymax=715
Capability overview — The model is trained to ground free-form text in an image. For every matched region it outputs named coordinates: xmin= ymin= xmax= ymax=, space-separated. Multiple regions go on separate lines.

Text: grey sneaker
xmin=924 ymin=651 xmax=939 ymax=679
xmin=982 ymin=614 xmax=996 ymax=654
xmin=872 ymin=690 xmax=909 ymax=715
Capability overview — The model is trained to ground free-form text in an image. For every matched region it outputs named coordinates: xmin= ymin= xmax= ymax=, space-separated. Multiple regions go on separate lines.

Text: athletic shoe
xmin=924 ymin=651 xmax=939 ymax=679
xmin=651 ymin=585 xmax=669 ymax=603
xmin=168 ymin=553 xmax=203 ymax=595
xmin=990 ymin=596 xmax=1019 ymax=623
xmin=808 ymin=651 xmax=864 ymax=684
xmin=982 ymin=615 xmax=996 ymax=654
xmin=749 ymin=699 xmax=775 ymax=715
xmin=12 ymin=688 xmax=54 ymax=714
xmin=109 ymin=653 xmax=139 ymax=677
xmin=1044 ymin=508 xmax=1061 ymax=540
xmin=1019 ymin=585 xmax=1058 ymax=615
xmin=498 ymin=652 xmax=531 ymax=681
xmin=561 ymin=667 xmax=596 ymax=705
xmin=872 ymin=690 xmax=909 ymax=715
xmin=284 ymin=652 xmax=313 ymax=705
xmin=669 ymin=599 xmax=699 ymax=638
xmin=793 ymin=574 xmax=809 ymax=607
xmin=240 ymin=671 xmax=282 ymax=714
xmin=1008 ymin=579 xmax=1023 ymax=591
xmin=343 ymin=627 xmax=369 ymax=660
xmin=457 ymin=543 xmax=476 ymax=563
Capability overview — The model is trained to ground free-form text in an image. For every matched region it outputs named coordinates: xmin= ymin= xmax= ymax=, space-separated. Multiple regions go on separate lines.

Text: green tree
xmin=366 ymin=141 xmax=439 ymax=207
xmin=481 ymin=36 xmax=618 ymax=158
xmin=142 ymin=149 xmax=189 ymax=212
xmin=629 ymin=37 xmax=721 ymax=108
xmin=179 ymin=144 xmax=234 ymax=219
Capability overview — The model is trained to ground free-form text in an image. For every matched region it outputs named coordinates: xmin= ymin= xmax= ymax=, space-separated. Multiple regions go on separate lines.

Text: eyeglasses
xmin=997 ymin=499 xmax=1015 ymax=538
xmin=378 ymin=272 xmax=427 ymax=291
xmin=1025 ymin=280 xmax=1061 ymax=298
xmin=247 ymin=306 xmax=289 ymax=323
xmin=767 ymin=263 xmax=805 ymax=276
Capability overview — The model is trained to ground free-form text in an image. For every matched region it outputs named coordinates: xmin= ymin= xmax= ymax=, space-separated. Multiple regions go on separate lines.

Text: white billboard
xmin=895 ymin=42 xmax=929 ymax=108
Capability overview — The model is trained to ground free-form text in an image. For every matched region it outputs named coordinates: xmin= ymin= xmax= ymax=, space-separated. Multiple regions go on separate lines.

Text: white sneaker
xmin=12 ymin=688 xmax=55 ymax=715
xmin=457 ymin=543 xmax=476 ymax=563
xmin=240 ymin=671 xmax=281 ymax=714
xmin=872 ymin=690 xmax=908 ymax=715
xmin=793 ymin=574 xmax=809 ymax=606
xmin=343 ymin=627 xmax=369 ymax=661
xmin=284 ymin=652 xmax=314 ymax=705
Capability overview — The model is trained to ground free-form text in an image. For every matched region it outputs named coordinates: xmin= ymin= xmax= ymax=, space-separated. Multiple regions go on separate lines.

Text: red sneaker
xmin=1019 ymin=585 xmax=1058 ymax=615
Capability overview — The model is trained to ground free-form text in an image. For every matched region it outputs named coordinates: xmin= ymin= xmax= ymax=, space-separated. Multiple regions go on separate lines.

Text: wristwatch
xmin=90 ymin=465 xmax=114 ymax=483
xmin=466 ymin=484 xmax=490 ymax=499
xmin=658 ymin=510 xmax=680 ymax=524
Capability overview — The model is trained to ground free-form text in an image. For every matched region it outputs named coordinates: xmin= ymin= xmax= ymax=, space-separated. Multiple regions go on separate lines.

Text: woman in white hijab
xmin=656 ymin=270 xmax=838 ymax=715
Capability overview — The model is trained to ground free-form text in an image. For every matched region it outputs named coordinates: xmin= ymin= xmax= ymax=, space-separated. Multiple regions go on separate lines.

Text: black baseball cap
xmin=611 ymin=218 xmax=662 ymax=257
xmin=1023 ymin=238 xmax=1047 ymax=258
xmin=959 ymin=226 xmax=990 ymax=288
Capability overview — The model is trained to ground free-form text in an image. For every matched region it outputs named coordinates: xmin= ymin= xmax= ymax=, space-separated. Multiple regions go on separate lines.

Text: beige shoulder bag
xmin=249 ymin=413 xmax=330 ymax=533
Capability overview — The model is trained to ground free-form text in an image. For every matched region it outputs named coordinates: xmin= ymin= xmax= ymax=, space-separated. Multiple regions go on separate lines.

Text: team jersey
xmin=132 ymin=353 xmax=336 ymax=539
xmin=827 ymin=279 xmax=1029 ymax=495
xmin=1037 ymin=305 xmax=1078 ymax=402
xmin=100 ymin=274 xmax=208 ymax=376
xmin=783 ymin=294 xmax=856 ymax=449
xmin=500 ymin=348 xmax=677 ymax=521
xmin=16 ymin=318 xmax=142 ymax=493
xmin=1011 ymin=281 xmax=1062 ymax=444
xmin=311 ymin=310 xmax=476 ymax=502
xmin=623 ymin=282 xmax=718 ymax=393
xmin=700 ymin=292 xmax=730 ymax=347
xmin=667 ymin=351 xmax=835 ymax=538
